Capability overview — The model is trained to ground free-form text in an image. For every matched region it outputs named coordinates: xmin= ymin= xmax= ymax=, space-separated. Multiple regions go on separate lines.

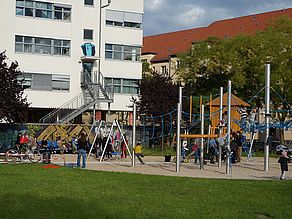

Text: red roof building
xmin=142 ymin=8 xmax=292 ymax=78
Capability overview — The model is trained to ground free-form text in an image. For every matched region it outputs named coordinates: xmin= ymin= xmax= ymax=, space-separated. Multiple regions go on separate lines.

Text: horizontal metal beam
xmin=180 ymin=134 xmax=219 ymax=138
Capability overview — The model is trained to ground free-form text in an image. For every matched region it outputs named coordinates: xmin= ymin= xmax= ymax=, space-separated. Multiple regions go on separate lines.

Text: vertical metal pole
xmin=200 ymin=105 xmax=204 ymax=170
xmin=189 ymin=95 xmax=192 ymax=122
xmin=98 ymin=0 xmax=102 ymax=82
xmin=107 ymin=103 xmax=110 ymax=122
xmin=199 ymin=95 xmax=202 ymax=121
xmin=132 ymin=103 xmax=136 ymax=167
xmin=226 ymin=81 xmax=231 ymax=175
xmin=176 ymin=86 xmax=183 ymax=173
xmin=93 ymin=104 xmax=96 ymax=125
xmin=209 ymin=94 xmax=212 ymax=121
xmin=218 ymin=87 xmax=223 ymax=167
xmin=264 ymin=63 xmax=271 ymax=172
xmin=179 ymin=86 xmax=183 ymax=105
xmin=176 ymin=103 xmax=181 ymax=173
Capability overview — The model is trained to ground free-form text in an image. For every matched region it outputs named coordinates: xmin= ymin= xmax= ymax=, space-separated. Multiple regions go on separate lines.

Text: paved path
xmin=51 ymin=154 xmax=291 ymax=180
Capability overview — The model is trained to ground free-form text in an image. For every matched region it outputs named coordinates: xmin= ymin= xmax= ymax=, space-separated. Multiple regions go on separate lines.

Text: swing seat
xmin=111 ymin=151 xmax=121 ymax=160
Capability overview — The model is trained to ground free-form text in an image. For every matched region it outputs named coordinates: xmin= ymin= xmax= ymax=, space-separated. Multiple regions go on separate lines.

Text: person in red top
xmin=121 ymin=136 xmax=128 ymax=158
xmin=19 ymin=132 xmax=29 ymax=149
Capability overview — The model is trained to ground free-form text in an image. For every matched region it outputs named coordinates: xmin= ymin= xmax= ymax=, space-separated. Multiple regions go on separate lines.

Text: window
xmin=18 ymin=73 xmax=70 ymax=91
xmin=176 ymin=60 xmax=181 ymax=69
xmin=84 ymin=29 xmax=93 ymax=40
xmin=105 ymin=44 xmax=141 ymax=62
xmin=105 ymin=78 xmax=139 ymax=94
xmin=161 ymin=66 xmax=167 ymax=74
xmin=15 ymin=35 xmax=70 ymax=56
xmin=54 ymin=5 xmax=71 ymax=21
xmin=106 ymin=10 xmax=142 ymax=29
xmin=16 ymin=0 xmax=71 ymax=21
xmin=52 ymin=74 xmax=70 ymax=91
xmin=32 ymin=73 xmax=52 ymax=91
xmin=84 ymin=0 xmax=94 ymax=6
xmin=18 ymin=73 xmax=32 ymax=89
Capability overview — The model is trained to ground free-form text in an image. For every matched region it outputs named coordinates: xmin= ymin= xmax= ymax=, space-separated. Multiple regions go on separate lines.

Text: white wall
xmin=0 ymin=0 xmax=143 ymax=111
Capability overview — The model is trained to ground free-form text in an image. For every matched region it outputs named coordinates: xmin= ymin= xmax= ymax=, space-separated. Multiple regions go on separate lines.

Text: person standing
xmin=235 ymin=131 xmax=243 ymax=162
xmin=249 ymin=108 xmax=257 ymax=133
xmin=104 ymin=139 xmax=113 ymax=161
xmin=279 ymin=149 xmax=289 ymax=180
xmin=134 ymin=141 xmax=145 ymax=164
xmin=239 ymin=107 xmax=248 ymax=132
xmin=121 ymin=136 xmax=128 ymax=158
xmin=77 ymin=133 xmax=87 ymax=168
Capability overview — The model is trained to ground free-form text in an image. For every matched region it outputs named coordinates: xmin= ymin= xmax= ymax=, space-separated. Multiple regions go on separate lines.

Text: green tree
xmin=137 ymin=71 xmax=179 ymax=116
xmin=0 ymin=51 xmax=29 ymax=123
xmin=135 ymin=71 xmax=179 ymax=148
xmin=177 ymin=17 xmax=292 ymax=142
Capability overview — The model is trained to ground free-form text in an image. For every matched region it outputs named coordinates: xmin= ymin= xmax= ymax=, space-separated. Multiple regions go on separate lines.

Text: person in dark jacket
xmin=103 ymin=139 xmax=112 ymax=161
xmin=279 ymin=150 xmax=289 ymax=180
xmin=77 ymin=133 xmax=87 ymax=168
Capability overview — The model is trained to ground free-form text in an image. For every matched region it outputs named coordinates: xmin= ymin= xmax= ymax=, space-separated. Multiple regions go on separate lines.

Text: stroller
xmin=204 ymin=139 xmax=219 ymax=164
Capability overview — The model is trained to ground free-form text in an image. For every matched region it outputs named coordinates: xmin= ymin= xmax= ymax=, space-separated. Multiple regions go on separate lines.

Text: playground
xmin=52 ymin=154 xmax=290 ymax=180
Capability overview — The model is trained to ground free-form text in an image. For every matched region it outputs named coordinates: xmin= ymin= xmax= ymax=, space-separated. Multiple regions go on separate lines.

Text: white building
xmin=0 ymin=0 xmax=144 ymax=123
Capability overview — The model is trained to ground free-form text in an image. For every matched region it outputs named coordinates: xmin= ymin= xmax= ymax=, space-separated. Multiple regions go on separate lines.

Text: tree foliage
xmin=0 ymin=51 xmax=29 ymax=123
xmin=136 ymin=71 xmax=179 ymax=116
xmin=178 ymin=17 xmax=292 ymax=112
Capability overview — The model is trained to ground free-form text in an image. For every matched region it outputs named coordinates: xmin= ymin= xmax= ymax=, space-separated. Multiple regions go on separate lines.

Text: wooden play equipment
xmin=207 ymin=93 xmax=250 ymax=132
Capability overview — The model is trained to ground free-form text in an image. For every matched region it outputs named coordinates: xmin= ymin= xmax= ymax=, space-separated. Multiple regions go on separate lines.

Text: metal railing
xmin=40 ymin=71 xmax=114 ymax=124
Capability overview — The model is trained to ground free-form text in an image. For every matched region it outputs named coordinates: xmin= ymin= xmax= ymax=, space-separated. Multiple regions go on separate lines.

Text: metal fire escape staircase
xmin=40 ymin=71 xmax=113 ymax=124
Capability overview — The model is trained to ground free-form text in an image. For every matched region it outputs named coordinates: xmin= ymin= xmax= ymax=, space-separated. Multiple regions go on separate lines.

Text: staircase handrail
xmin=39 ymin=93 xmax=84 ymax=123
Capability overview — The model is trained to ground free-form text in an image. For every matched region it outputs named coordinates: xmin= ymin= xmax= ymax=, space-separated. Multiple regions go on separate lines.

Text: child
xmin=121 ymin=136 xmax=128 ymax=158
xmin=279 ymin=149 xmax=289 ymax=180
xmin=134 ymin=141 xmax=145 ymax=164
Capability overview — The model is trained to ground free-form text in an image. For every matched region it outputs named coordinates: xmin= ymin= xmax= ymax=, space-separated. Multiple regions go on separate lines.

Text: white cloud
xmin=143 ymin=0 xmax=292 ymax=35
xmin=176 ymin=6 xmax=205 ymax=26
xmin=145 ymin=0 xmax=165 ymax=11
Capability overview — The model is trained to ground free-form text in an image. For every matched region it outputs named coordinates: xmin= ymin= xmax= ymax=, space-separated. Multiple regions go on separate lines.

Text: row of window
xmin=15 ymin=35 xmax=142 ymax=62
xmin=18 ymin=73 xmax=70 ymax=91
xmin=105 ymin=78 xmax=139 ymax=94
xmin=16 ymin=1 xmax=143 ymax=31
xmin=105 ymin=44 xmax=141 ymax=62
xmin=106 ymin=10 xmax=142 ymax=29
xmin=15 ymin=35 xmax=70 ymax=56
xmin=18 ymin=73 xmax=139 ymax=95
xmin=16 ymin=0 xmax=71 ymax=21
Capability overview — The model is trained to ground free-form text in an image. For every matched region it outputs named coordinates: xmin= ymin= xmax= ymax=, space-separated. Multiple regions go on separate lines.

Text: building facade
xmin=0 ymin=0 xmax=144 ymax=123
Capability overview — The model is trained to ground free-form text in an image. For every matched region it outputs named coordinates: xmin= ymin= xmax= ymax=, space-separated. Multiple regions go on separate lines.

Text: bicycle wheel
xmin=173 ymin=156 xmax=177 ymax=163
xmin=5 ymin=149 xmax=18 ymax=163
xmin=183 ymin=158 xmax=189 ymax=163
xmin=28 ymin=149 xmax=42 ymax=163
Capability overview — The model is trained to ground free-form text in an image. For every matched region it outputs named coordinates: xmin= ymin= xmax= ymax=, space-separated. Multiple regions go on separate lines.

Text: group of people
xmin=75 ymin=132 xmax=145 ymax=168
xmin=189 ymin=131 xmax=243 ymax=165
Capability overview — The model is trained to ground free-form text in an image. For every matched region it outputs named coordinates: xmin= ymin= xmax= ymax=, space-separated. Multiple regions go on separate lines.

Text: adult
xmin=77 ymin=133 xmax=87 ymax=168
xmin=104 ymin=138 xmax=113 ymax=161
xmin=235 ymin=131 xmax=243 ymax=162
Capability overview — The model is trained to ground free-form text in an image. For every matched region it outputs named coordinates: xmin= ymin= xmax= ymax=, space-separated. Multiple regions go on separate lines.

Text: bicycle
xmin=5 ymin=144 xmax=42 ymax=163
xmin=173 ymin=147 xmax=189 ymax=163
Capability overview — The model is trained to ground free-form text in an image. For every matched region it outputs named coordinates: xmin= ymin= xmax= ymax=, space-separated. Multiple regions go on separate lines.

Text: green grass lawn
xmin=0 ymin=164 xmax=291 ymax=219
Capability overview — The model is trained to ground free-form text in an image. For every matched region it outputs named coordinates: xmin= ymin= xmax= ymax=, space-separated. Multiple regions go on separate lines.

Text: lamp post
xmin=93 ymin=0 xmax=111 ymax=125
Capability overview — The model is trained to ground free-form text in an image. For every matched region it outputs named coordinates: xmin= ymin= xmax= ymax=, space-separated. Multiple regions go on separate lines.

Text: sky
xmin=143 ymin=0 xmax=292 ymax=36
